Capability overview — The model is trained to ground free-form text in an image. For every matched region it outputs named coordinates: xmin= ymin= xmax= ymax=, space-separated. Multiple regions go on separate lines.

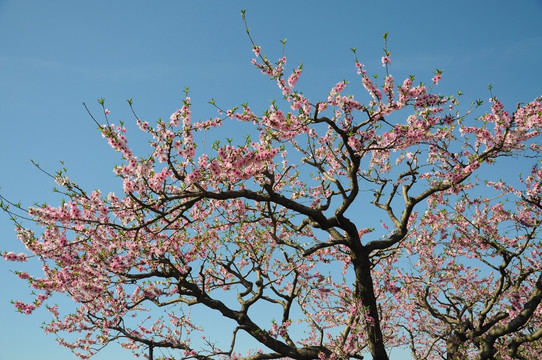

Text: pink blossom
xmin=381 ymin=56 xmax=391 ymax=66
xmin=2 ymin=252 xmax=28 ymax=262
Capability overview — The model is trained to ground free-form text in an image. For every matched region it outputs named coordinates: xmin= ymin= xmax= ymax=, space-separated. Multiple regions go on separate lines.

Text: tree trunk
xmin=352 ymin=249 xmax=389 ymax=360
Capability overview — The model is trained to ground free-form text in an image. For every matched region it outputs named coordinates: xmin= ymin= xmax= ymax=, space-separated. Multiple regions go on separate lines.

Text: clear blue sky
xmin=1 ymin=1 xmax=541 ymax=359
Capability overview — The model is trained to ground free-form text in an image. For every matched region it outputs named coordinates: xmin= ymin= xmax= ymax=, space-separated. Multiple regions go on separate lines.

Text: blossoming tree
xmin=2 ymin=14 xmax=542 ymax=360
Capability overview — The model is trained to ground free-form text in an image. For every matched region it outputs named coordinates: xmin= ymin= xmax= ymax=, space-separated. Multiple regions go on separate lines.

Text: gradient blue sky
xmin=1 ymin=1 xmax=542 ymax=359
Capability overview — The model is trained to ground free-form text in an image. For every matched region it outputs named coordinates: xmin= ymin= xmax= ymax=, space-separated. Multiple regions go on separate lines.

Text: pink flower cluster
xmin=2 ymin=252 xmax=27 ymax=262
